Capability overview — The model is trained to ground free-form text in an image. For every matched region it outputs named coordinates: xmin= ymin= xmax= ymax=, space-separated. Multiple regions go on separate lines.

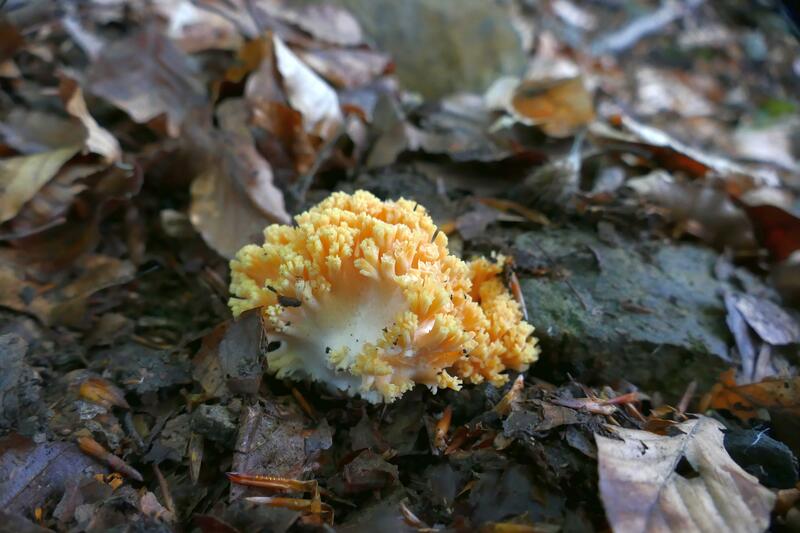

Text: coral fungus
xmin=229 ymin=190 xmax=538 ymax=402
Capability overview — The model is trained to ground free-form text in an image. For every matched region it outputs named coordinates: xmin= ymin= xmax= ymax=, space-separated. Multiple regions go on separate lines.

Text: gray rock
xmin=330 ymin=0 xmax=526 ymax=99
xmin=191 ymin=404 xmax=237 ymax=446
xmin=514 ymin=226 xmax=734 ymax=398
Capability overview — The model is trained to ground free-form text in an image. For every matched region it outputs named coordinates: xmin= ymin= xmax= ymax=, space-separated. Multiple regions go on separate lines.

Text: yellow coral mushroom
xmin=228 ymin=190 xmax=539 ymax=403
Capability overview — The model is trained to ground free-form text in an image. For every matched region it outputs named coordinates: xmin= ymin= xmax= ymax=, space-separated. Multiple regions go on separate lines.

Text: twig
xmin=591 ymin=0 xmax=704 ymax=55
xmin=286 ymin=123 xmax=346 ymax=212
xmin=153 ymin=464 xmax=176 ymax=515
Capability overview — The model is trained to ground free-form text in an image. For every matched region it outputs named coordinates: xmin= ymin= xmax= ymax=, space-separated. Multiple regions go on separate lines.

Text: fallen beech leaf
xmin=87 ymin=25 xmax=206 ymax=137
xmin=0 ymin=163 xmax=98 ymax=240
xmin=0 ymin=146 xmax=80 ymax=223
xmin=151 ymin=0 xmax=241 ymax=53
xmin=625 ymin=170 xmax=755 ymax=251
xmin=274 ymin=3 xmax=363 ymax=46
xmin=596 ymin=416 xmax=775 ymax=533
xmin=78 ymin=377 xmax=130 ymax=410
xmin=591 ymin=113 xmax=779 ymax=188
xmin=0 ymin=109 xmax=85 ymax=154
xmin=741 ymin=203 xmax=800 ymax=262
xmin=215 ymin=99 xmax=292 ymax=218
xmin=510 ymin=77 xmax=594 ymax=138
xmin=732 ymin=293 xmax=800 ymax=345
xmin=59 ymin=76 xmax=122 ymax=163
xmin=703 ymin=369 xmax=800 ymax=421
xmin=1 ymin=163 xmax=142 ymax=274
xmin=272 ymin=35 xmax=343 ymax=140
xmin=0 ymin=434 xmax=106 ymax=515
xmin=0 ymin=254 xmax=135 ymax=327
xmin=298 ymin=48 xmax=392 ymax=89
xmin=190 ymin=165 xmax=276 ymax=259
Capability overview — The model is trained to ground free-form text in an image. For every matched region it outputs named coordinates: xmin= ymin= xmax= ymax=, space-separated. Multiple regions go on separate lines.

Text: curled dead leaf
xmin=59 ymin=76 xmax=122 ymax=163
xmin=487 ymin=76 xmax=595 ymax=138
xmin=272 ymin=35 xmax=343 ymax=141
xmin=702 ymin=369 xmax=800 ymax=422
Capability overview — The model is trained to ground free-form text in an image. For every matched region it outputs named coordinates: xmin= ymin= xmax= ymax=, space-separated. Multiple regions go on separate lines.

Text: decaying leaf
xmin=189 ymin=141 xmax=290 ymax=259
xmin=486 ymin=76 xmax=595 ymax=138
xmin=732 ymin=293 xmax=800 ymax=345
xmin=272 ymin=35 xmax=343 ymax=141
xmin=703 ymin=369 xmax=800 ymax=422
xmin=742 ymin=203 xmax=800 ymax=262
xmin=230 ymin=400 xmax=332 ymax=501
xmin=0 ymin=254 xmax=135 ymax=326
xmin=0 ymin=146 xmax=80 ymax=223
xmin=590 ymin=114 xmax=780 ymax=187
xmin=87 ymin=25 xmax=206 ymax=137
xmin=59 ymin=76 xmax=122 ymax=163
xmin=625 ymin=170 xmax=756 ymax=251
xmin=298 ymin=48 xmax=392 ymax=89
xmin=0 ymin=434 xmax=107 ymax=515
xmin=217 ymin=102 xmax=290 ymax=220
xmin=510 ymin=77 xmax=595 ymax=138
xmin=596 ymin=416 xmax=775 ymax=533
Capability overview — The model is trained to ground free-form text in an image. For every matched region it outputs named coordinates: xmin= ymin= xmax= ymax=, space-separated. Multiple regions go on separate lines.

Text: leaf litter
xmin=0 ymin=0 xmax=799 ymax=531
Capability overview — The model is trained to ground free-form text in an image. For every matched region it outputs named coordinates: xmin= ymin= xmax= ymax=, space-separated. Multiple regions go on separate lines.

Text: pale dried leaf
xmin=60 ymin=77 xmax=122 ymax=163
xmin=0 ymin=146 xmax=80 ymax=223
xmin=485 ymin=76 xmax=594 ymax=138
xmin=272 ymin=35 xmax=342 ymax=140
xmin=297 ymin=47 xmax=391 ymax=89
xmin=596 ymin=416 xmax=775 ymax=533
xmin=190 ymin=143 xmax=289 ymax=259
xmin=151 ymin=0 xmax=242 ymax=52
xmin=271 ymin=2 xmax=363 ymax=46
xmin=733 ymin=293 xmax=800 ymax=346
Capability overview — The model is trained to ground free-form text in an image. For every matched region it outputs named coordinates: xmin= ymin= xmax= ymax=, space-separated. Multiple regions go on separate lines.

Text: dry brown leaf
xmin=590 ymin=114 xmax=779 ymax=187
xmin=0 ymin=146 xmax=80 ymax=223
xmin=597 ymin=416 xmax=775 ymax=533
xmin=742 ymin=203 xmax=800 ymax=262
xmin=272 ymin=35 xmax=343 ymax=141
xmin=510 ymin=77 xmax=595 ymax=138
xmin=190 ymin=166 xmax=269 ymax=259
xmin=0 ymin=434 xmax=107 ymax=516
xmin=297 ymin=48 xmax=392 ymax=89
xmin=732 ymin=293 xmax=800 ymax=345
xmin=702 ymin=369 xmax=800 ymax=422
xmin=59 ymin=77 xmax=122 ymax=163
xmin=150 ymin=0 xmax=242 ymax=52
xmin=87 ymin=25 xmax=206 ymax=137
xmin=272 ymin=3 xmax=363 ymax=46
xmin=625 ymin=170 xmax=755 ymax=251
xmin=0 ymin=254 xmax=134 ymax=327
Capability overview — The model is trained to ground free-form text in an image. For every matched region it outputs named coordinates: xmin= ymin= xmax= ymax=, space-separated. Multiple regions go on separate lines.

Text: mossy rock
xmin=515 ymin=227 xmax=734 ymax=399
